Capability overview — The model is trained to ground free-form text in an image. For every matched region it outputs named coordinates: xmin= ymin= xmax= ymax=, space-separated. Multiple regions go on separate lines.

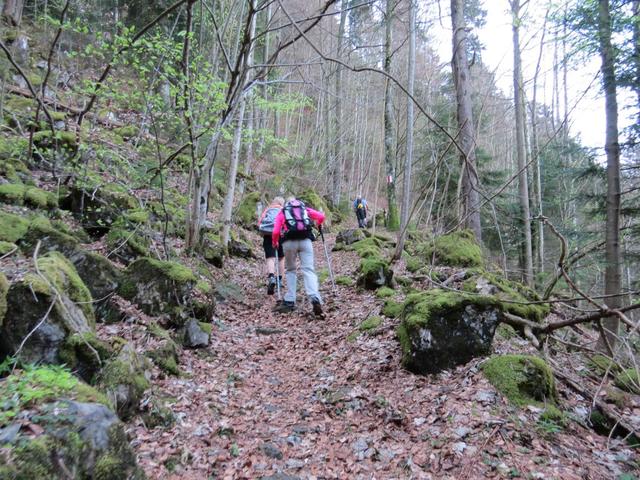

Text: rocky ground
xmin=106 ymin=237 xmax=638 ymax=479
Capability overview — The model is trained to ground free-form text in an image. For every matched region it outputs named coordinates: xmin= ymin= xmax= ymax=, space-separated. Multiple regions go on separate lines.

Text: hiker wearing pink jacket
xmin=272 ymin=197 xmax=325 ymax=316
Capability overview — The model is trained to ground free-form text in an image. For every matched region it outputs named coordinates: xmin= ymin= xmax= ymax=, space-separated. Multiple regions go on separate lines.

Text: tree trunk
xmin=596 ymin=0 xmax=621 ymax=352
xmin=511 ymin=0 xmax=534 ymax=286
xmin=332 ymin=1 xmax=347 ymax=206
xmin=395 ymin=0 xmax=416 ymax=256
xmin=2 ymin=0 xmax=23 ymax=26
xmin=450 ymin=0 xmax=481 ymax=242
xmin=383 ymin=0 xmax=399 ymax=231
xmin=222 ymin=100 xmax=247 ymax=247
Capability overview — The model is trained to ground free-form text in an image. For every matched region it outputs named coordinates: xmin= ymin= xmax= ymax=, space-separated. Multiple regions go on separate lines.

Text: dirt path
xmin=130 ymin=238 xmax=634 ymax=479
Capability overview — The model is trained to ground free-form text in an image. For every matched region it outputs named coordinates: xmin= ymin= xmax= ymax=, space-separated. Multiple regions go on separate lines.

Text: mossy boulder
xmin=482 ymin=354 xmax=558 ymax=406
xmin=147 ymin=340 xmax=181 ymax=376
xmin=105 ymin=221 xmax=151 ymax=265
xmin=61 ymin=184 xmax=138 ymax=236
xmin=382 ymin=299 xmax=403 ymax=318
xmin=0 ymin=240 xmax=17 ymax=255
xmin=397 ymin=290 xmax=502 ymax=374
xmin=298 ymin=190 xmax=331 ymax=227
xmin=335 ymin=228 xmax=366 ymax=247
xmin=0 ymin=252 xmax=97 ymax=366
xmin=202 ymin=233 xmax=224 ymax=268
xmin=228 ymin=236 xmax=255 ymax=259
xmin=351 ymin=237 xmax=385 ymax=258
xmin=181 ymin=318 xmax=210 ymax=348
xmin=357 ymin=257 xmax=393 ymax=290
xmin=0 ymin=210 xmax=30 ymax=243
xmin=236 ymin=191 xmax=261 ymax=228
xmin=614 ymin=368 xmax=640 ymax=394
xmin=32 ymin=129 xmax=78 ymax=150
xmin=418 ymin=229 xmax=482 ymax=268
xmin=97 ymin=343 xmax=151 ymax=419
xmin=0 ymin=391 xmax=143 ymax=480
xmin=463 ymin=270 xmax=549 ymax=322
xmin=58 ymin=332 xmax=113 ymax=382
xmin=118 ymin=257 xmax=197 ymax=326
xmin=375 ymin=286 xmax=395 ymax=298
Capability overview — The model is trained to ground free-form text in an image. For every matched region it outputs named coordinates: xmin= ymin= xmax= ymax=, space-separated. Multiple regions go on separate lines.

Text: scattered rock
xmin=335 ymin=228 xmax=366 ymax=247
xmin=182 ymin=318 xmax=210 ymax=348
xmin=260 ymin=442 xmax=283 ymax=459
xmin=255 ymin=327 xmax=287 ymax=335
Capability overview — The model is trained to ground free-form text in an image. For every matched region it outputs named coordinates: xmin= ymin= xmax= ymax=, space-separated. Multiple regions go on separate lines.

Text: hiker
xmin=353 ymin=195 xmax=368 ymax=228
xmin=271 ymin=197 xmax=325 ymax=316
xmin=257 ymin=196 xmax=285 ymax=295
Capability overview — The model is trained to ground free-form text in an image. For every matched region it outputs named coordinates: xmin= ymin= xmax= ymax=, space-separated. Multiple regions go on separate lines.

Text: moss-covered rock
xmin=335 ymin=228 xmax=366 ymax=247
xmin=32 ymin=129 xmax=77 ymax=149
xmin=0 ymin=373 xmax=143 ymax=480
xmin=482 ymin=354 xmax=558 ymax=406
xmin=147 ymin=340 xmax=181 ymax=376
xmin=97 ymin=343 xmax=151 ymax=419
xmin=588 ymin=354 xmax=621 ymax=377
xmin=0 ymin=254 xmax=96 ymax=365
xmin=202 ymin=233 xmax=224 ymax=268
xmin=61 ymin=184 xmax=138 ymax=236
xmin=418 ymin=230 xmax=482 ymax=268
xmin=397 ymin=290 xmax=502 ymax=374
xmin=105 ymin=222 xmax=151 ymax=264
xmin=357 ymin=257 xmax=393 ymax=290
xmin=0 ymin=182 xmax=27 ymax=205
xmin=298 ymin=190 xmax=332 ymax=227
xmin=118 ymin=257 xmax=196 ymax=326
xmin=58 ymin=332 xmax=113 ymax=382
xmin=236 ymin=191 xmax=261 ymax=228
xmin=0 ymin=210 xmax=30 ymax=242
xmin=614 ymin=368 xmax=640 ymax=394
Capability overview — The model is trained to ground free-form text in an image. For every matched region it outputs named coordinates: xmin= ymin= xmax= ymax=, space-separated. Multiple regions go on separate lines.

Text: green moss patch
xmin=418 ymin=229 xmax=482 ymax=267
xmin=463 ymin=270 xmax=549 ymax=322
xmin=335 ymin=275 xmax=353 ymax=286
xmin=375 ymin=286 xmax=395 ymax=298
xmin=27 ymin=251 xmax=95 ymax=324
xmin=588 ymin=354 xmax=621 ymax=377
xmin=382 ymin=299 xmax=403 ymax=318
xmin=0 ymin=364 xmax=109 ymax=426
xmin=482 ymin=354 xmax=558 ymax=407
xmin=347 ymin=316 xmax=383 ymax=342
xmin=0 ymin=240 xmax=17 ymax=256
xmin=236 ymin=191 xmax=261 ymax=227
xmin=614 ymin=368 xmax=640 ymax=394
xmin=0 ymin=183 xmax=26 ymax=205
xmin=0 ymin=271 xmax=8 ymax=326
xmin=0 ymin=210 xmax=30 ymax=243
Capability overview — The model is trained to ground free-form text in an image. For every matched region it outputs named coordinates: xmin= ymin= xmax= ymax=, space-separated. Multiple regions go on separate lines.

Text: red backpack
xmin=282 ymin=200 xmax=312 ymax=239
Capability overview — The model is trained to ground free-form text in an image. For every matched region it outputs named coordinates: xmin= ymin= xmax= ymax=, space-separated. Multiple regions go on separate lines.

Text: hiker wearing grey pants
xmin=282 ymin=239 xmax=321 ymax=304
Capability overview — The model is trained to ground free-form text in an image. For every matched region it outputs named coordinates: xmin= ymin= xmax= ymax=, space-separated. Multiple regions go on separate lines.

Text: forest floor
xmin=97 ymin=232 xmax=637 ymax=480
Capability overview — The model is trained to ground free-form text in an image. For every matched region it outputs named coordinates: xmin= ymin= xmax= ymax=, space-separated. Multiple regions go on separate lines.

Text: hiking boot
xmin=273 ymin=300 xmax=295 ymax=313
xmin=267 ymin=276 xmax=276 ymax=295
xmin=311 ymin=298 xmax=323 ymax=317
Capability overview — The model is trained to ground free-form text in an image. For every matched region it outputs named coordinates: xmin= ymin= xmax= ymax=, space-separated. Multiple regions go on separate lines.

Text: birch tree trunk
xmin=395 ymin=0 xmax=416 ymax=256
xmin=384 ymin=0 xmax=399 ymax=231
xmin=332 ymin=1 xmax=348 ymax=206
xmin=596 ymin=0 xmax=622 ymax=352
xmin=511 ymin=0 xmax=534 ymax=286
xmin=451 ymin=0 xmax=482 ymax=242
xmin=222 ymin=100 xmax=247 ymax=247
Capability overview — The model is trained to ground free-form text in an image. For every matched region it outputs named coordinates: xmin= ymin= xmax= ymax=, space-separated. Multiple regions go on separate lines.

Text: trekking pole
xmin=274 ymin=248 xmax=282 ymax=300
xmin=318 ymin=226 xmax=337 ymax=294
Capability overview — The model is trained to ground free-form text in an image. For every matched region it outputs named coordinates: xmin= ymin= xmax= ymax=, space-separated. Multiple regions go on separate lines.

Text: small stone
xmin=286 ymin=434 xmax=302 ymax=446
xmin=353 ymin=438 xmax=369 ymax=453
xmin=496 ymin=462 xmax=510 ymax=474
xmin=413 ymin=417 xmax=426 ymax=426
xmin=183 ymin=319 xmax=209 ymax=348
xmin=0 ymin=424 xmax=21 ymax=443
xmin=474 ymin=390 xmax=496 ymax=403
xmin=260 ymin=442 xmax=283 ymax=460
xmin=454 ymin=426 xmax=471 ymax=439
xmin=285 ymin=459 xmax=305 ymax=469
xmin=453 ymin=442 xmax=467 ymax=454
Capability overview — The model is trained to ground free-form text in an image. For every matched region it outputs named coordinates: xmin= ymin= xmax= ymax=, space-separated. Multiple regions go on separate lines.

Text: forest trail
xmin=115 ymin=234 xmax=627 ymax=480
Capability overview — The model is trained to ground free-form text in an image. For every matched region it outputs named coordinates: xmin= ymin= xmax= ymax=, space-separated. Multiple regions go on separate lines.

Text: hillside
xmin=1 ymin=1 xmax=640 ymax=479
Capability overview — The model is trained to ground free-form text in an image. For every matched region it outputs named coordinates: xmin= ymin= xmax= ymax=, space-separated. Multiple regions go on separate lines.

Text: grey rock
xmin=335 ymin=228 xmax=366 ymax=246
xmin=353 ymin=438 xmax=369 ymax=453
xmin=285 ymin=459 xmax=305 ymax=469
xmin=286 ymin=434 xmax=302 ymax=446
xmin=474 ymin=390 xmax=496 ymax=403
xmin=260 ymin=442 xmax=283 ymax=460
xmin=453 ymin=442 xmax=467 ymax=454
xmin=454 ymin=426 xmax=471 ymax=439
xmin=183 ymin=319 xmax=209 ymax=348
xmin=256 ymin=327 xmax=287 ymax=335
xmin=0 ymin=424 xmax=21 ymax=444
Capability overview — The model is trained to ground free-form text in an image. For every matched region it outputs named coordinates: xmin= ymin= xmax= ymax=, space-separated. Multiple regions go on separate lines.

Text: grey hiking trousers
xmin=282 ymin=238 xmax=322 ymax=304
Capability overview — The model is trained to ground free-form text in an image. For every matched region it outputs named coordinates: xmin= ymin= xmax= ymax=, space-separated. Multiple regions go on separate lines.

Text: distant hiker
xmin=258 ymin=196 xmax=285 ymax=295
xmin=353 ymin=195 xmax=368 ymax=228
xmin=271 ymin=197 xmax=325 ymax=316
